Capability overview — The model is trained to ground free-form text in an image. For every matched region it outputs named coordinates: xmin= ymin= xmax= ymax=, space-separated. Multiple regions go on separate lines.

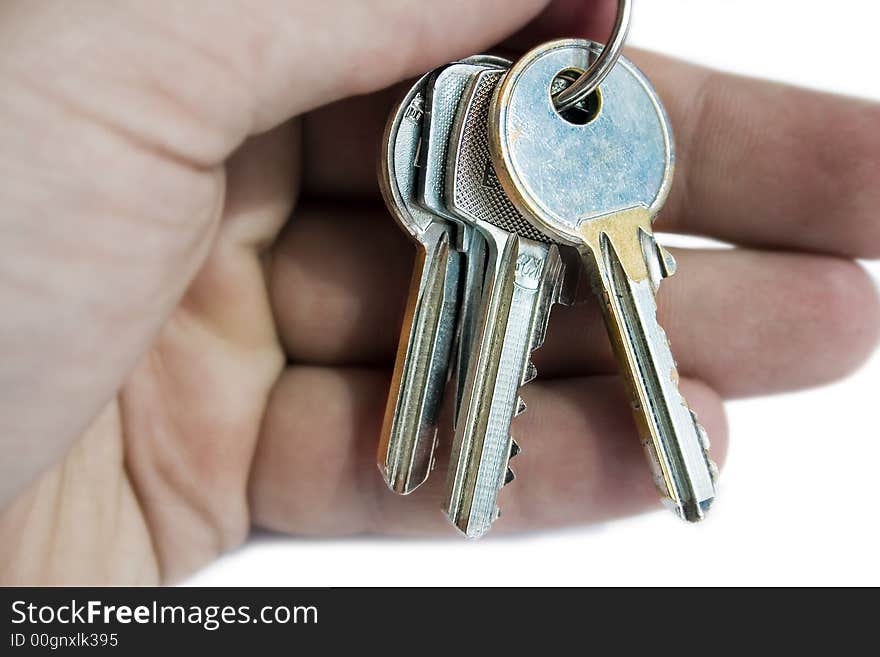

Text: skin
xmin=0 ymin=0 xmax=877 ymax=584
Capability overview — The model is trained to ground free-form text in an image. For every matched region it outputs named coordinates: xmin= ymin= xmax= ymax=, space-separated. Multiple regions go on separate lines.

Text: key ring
xmin=552 ymin=0 xmax=632 ymax=111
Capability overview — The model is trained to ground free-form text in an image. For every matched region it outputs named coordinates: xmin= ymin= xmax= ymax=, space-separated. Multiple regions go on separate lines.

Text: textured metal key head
xmin=447 ymin=69 xmax=549 ymax=244
xmin=420 ymin=56 xmax=509 ymax=223
xmin=490 ymin=39 xmax=674 ymax=246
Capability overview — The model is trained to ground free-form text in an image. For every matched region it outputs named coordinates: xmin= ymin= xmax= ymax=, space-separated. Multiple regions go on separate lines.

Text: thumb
xmin=1 ymin=0 xmax=561 ymax=166
xmin=0 ymin=0 xmax=610 ymax=506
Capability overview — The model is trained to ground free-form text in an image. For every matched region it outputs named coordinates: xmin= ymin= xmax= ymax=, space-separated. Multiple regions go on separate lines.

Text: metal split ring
xmin=552 ymin=0 xmax=632 ymax=111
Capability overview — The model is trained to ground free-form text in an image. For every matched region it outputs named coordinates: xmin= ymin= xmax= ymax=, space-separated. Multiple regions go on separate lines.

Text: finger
xmin=503 ymin=0 xmax=617 ymax=50
xmin=1 ymin=0 xmax=574 ymax=165
xmin=247 ymin=365 xmax=728 ymax=536
xmin=299 ymin=52 xmax=880 ymax=259
xmin=300 ymin=0 xmax=618 ymax=199
xmin=540 ymin=248 xmax=880 ymax=397
xmin=635 ymin=50 xmax=880 ymax=259
xmin=1 ymin=0 xmax=581 ymax=506
xmin=122 ymin=125 xmax=294 ymax=582
xmin=301 ymin=85 xmax=400 ymax=200
xmin=270 ymin=207 xmax=880 ymax=397
xmin=270 ymin=204 xmax=414 ymax=366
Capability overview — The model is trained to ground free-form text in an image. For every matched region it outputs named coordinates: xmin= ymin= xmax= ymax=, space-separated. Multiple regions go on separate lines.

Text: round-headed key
xmin=490 ymin=39 xmax=717 ymax=521
xmin=377 ymin=71 xmax=463 ymax=495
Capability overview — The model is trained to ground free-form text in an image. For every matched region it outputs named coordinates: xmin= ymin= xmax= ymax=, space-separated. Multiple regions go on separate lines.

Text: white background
xmin=188 ymin=0 xmax=880 ymax=586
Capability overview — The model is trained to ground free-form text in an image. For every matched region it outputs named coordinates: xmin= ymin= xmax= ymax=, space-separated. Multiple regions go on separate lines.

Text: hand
xmin=0 ymin=0 xmax=877 ymax=585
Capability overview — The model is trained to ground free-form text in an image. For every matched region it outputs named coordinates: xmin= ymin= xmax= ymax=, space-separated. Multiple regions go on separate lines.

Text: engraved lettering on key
xmin=404 ymin=95 xmax=424 ymax=123
xmin=515 ymin=253 xmax=544 ymax=290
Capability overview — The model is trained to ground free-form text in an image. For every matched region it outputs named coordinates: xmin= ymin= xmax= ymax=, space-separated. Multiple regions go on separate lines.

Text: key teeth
xmin=496 ymin=276 xmax=550 ymax=516
xmin=639 ymin=230 xmax=667 ymax=293
xmin=659 ymin=245 xmax=677 ymax=278
xmin=509 ymin=439 xmax=522 ymax=458
xmin=689 ymin=409 xmax=720 ymax=483
xmin=521 ymin=361 xmax=538 ymax=385
xmin=709 ymin=460 xmax=720 ymax=483
xmin=502 ymin=440 xmax=520 ymax=487
xmin=657 ymin=324 xmax=670 ymax=345
xmin=689 ymin=409 xmax=711 ymax=451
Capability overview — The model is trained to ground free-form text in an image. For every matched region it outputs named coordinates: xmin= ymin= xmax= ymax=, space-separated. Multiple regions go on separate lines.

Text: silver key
xmin=377 ymin=72 xmax=462 ymax=494
xmin=490 ymin=39 xmax=718 ymax=521
xmin=419 ymin=57 xmax=507 ymax=418
xmin=442 ymin=67 xmax=568 ymax=538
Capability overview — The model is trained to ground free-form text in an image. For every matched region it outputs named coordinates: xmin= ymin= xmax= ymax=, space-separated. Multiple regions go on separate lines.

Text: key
xmin=441 ymin=66 xmax=569 ymax=538
xmin=489 ymin=39 xmax=718 ymax=521
xmin=418 ymin=56 xmax=508 ymax=418
xmin=376 ymin=71 xmax=463 ymax=494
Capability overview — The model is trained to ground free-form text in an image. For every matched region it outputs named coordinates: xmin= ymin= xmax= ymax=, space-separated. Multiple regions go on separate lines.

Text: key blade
xmin=453 ymin=235 xmax=487 ymax=423
xmin=378 ymin=224 xmax=462 ymax=493
xmin=596 ymin=225 xmax=716 ymax=520
xmin=444 ymin=232 xmax=564 ymax=537
xmin=444 ymin=228 xmax=517 ymax=537
xmin=441 ymin=68 xmax=567 ymax=538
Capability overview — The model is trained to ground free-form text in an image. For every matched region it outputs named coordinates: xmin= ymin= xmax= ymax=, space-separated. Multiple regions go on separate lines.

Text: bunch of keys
xmin=377 ymin=4 xmax=718 ymax=539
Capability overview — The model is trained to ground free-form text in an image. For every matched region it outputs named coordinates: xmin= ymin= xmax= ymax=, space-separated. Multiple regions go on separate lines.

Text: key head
xmin=381 ymin=57 xmax=510 ymax=244
xmin=447 ymin=68 xmax=550 ymax=243
xmin=420 ymin=56 xmax=509 ymax=222
xmin=379 ymin=72 xmax=436 ymax=241
xmin=490 ymin=39 xmax=674 ymax=247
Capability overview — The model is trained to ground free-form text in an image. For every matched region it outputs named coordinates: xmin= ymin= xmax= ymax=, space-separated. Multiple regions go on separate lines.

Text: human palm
xmin=1 ymin=0 xmax=877 ymax=584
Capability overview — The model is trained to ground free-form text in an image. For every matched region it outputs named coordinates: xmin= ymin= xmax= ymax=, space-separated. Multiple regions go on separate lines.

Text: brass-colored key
xmin=490 ymin=39 xmax=718 ymax=521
